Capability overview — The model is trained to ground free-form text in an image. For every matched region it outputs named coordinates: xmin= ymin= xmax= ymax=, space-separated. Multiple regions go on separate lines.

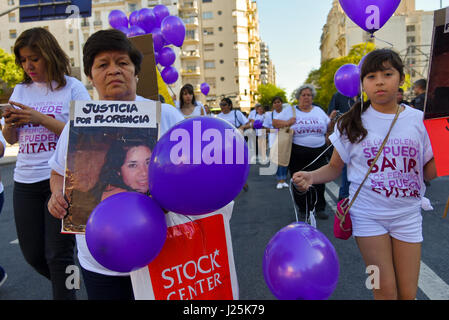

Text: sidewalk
xmin=0 ymin=144 xmax=18 ymax=165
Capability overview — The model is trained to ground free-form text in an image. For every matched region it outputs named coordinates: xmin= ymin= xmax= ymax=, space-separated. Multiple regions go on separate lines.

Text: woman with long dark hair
xmin=2 ymin=27 xmax=90 ymax=299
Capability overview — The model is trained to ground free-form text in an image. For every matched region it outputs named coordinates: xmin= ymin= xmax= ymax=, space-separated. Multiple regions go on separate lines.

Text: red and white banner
xmin=130 ymin=202 xmax=239 ymax=300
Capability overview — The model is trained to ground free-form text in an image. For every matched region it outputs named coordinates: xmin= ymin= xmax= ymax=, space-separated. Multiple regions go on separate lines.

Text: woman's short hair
xmin=179 ymin=83 xmax=196 ymax=108
xmin=271 ymin=96 xmax=283 ymax=104
xmin=83 ymin=29 xmax=143 ymax=78
xmin=13 ymin=27 xmax=70 ymax=89
xmin=295 ymin=84 xmax=317 ymax=100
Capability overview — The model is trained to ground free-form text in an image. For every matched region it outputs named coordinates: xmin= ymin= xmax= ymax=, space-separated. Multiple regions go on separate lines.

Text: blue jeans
xmin=276 ymin=166 xmax=288 ymax=181
xmin=339 ymin=164 xmax=350 ymax=200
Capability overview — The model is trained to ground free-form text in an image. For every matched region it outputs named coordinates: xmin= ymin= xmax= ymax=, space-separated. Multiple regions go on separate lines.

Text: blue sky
xmin=258 ymin=0 xmax=449 ymax=98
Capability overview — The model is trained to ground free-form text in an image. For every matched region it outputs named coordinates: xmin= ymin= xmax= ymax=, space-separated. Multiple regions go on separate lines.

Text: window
xmin=69 ymin=41 xmax=74 ymax=51
xmin=217 ymin=10 xmax=222 ymax=15
xmin=202 ymin=0 xmax=212 ymax=2
xmin=70 ymin=58 xmax=75 ymax=67
xmin=186 ymin=29 xmax=196 ymax=40
xmin=9 ymin=13 xmax=15 ymax=22
xmin=9 ymin=30 xmax=17 ymax=39
xmin=204 ymin=61 xmax=215 ymax=69
xmin=407 ymin=36 xmax=415 ymax=43
xmin=128 ymin=3 xmax=138 ymax=12
xmin=406 ymin=25 xmax=415 ymax=32
xmin=8 ymin=0 xmax=15 ymax=5
xmin=204 ymin=43 xmax=215 ymax=51
xmin=203 ymin=28 xmax=214 ymax=35
xmin=203 ymin=11 xmax=213 ymax=19
xmin=219 ymin=59 xmax=224 ymax=64
xmin=218 ymin=26 xmax=223 ymax=31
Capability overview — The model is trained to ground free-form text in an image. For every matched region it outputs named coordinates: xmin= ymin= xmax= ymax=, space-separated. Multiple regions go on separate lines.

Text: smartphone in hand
xmin=0 ymin=104 xmax=13 ymax=118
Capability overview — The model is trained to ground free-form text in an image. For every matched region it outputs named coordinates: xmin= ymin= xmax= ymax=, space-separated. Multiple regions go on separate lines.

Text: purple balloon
xmin=137 ymin=8 xmax=157 ymax=34
xmin=129 ymin=10 xmax=139 ymax=27
xmin=339 ymin=0 xmax=401 ymax=33
xmin=160 ymin=66 xmax=178 ymax=84
xmin=334 ymin=64 xmax=361 ymax=98
xmin=153 ymin=4 xmax=170 ymax=27
xmin=151 ymin=28 xmax=165 ymax=52
xmin=358 ymin=54 xmax=368 ymax=71
xmin=158 ymin=46 xmax=176 ymax=67
xmin=115 ymin=26 xmax=129 ymax=35
xmin=263 ymin=222 xmax=340 ymax=300
xmin=109 ymin=10 xmax=128 ymax=29
xmin=200 ymin=82 xmax=210 ymax=96
xmin=253 ymin=119 xmax=263 ymax=129
xmin=161 ymin=15 xmax=186 ymax=47
xmin=148 ymin=117 xmax=250 ymax=215
xmin=127 ymin=25 xmax=146 ymax=38
xmin=86 ymin=192 xmax=167 ymax=273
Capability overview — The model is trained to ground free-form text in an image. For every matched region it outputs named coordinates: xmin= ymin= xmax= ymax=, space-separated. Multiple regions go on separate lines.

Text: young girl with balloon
xmin=176 ymin=84 xmax=207 ymax=118
xmin=293 ymin=49 xmax=437 ymax=300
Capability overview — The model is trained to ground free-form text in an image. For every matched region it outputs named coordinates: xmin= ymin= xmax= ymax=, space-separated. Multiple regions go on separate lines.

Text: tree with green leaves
xmin=0 ymin=48 xmax=23 ymax=94
xmin=256 ymin=83 xmax=288 ymax=109
xmin=305 ymin=42 xmax=376 ymax=111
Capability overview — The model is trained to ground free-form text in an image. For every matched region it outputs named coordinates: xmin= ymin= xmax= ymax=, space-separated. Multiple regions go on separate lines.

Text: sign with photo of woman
xmin=62 ymin=99 xmax=161 ymax=233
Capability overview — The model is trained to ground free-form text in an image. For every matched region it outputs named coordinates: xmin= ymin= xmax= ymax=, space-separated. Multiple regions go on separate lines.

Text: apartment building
xmin=260 ymin=41 xmax=275 ymax=85
xmin=1 ymin=0 xmax=266 ymax=111
xmin=178 ymin=0 xmax=262 ymax=111
xmin=320 ymin=0 xmax=434 ymax=84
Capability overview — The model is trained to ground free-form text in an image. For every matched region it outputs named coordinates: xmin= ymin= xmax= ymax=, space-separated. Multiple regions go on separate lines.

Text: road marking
xmin=325 ymin=181 xmax=449 ymax=300
xmin=10 ymin=239 xmax=18 ymax=244
xmin=418 ymin=261 xmax=449 ymax=300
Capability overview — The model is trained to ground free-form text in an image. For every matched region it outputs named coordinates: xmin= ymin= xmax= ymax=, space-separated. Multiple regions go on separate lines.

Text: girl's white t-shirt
xmin=217 ymin=110 xmax=249 ymax=128
xmin=278 ymin=105 xmax=330 ymax=148
xmin=329 ymin=105 xmax=434 ymax=219
xmin=177 ymin=103 xmax=207 ymax=118
xmin=9 ymin=76 xmax=90 ymax=183
xmin=49 ymin=97 xmax=184 ymax=276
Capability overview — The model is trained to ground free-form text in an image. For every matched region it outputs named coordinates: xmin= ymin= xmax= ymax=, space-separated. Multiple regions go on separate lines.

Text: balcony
xmin=184 ymin=34 xmax=200 ymax=44
xmin=181 ymin=67 xmax=201 ymax=76
xmin=182 ymin=16 xmax=199 ymax=28
xmin=180 ymin=49 xmax=200 ymax=59
xmin=180 ymin=0 xmax=199 ymax=14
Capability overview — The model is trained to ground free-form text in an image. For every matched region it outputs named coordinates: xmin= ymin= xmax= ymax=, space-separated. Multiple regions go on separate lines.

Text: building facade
xmin=320 ymin=0 xmax=434 ymax=85
xmin=1 ymin=0 xmax=269 ymax=112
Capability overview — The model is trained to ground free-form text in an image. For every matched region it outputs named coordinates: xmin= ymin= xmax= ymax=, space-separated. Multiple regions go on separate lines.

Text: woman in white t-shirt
xmin=293 ymin=49 xmax=437 ymax=300
xmin=274 ymin=84 xmax=333 ymax=219
xmin=47 ymin=29 xmax=184 ymax=300
xmin=176 ymin=83 xmax=206 ymax=118
xmin=1 ymin=27 xmax=91 ymax=300
xmin=263 ymin=96 xmax=289 ymax=189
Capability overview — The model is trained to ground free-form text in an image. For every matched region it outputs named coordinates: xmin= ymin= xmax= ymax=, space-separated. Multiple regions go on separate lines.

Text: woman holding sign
xmin=47 ymin=29 xmax=183 ymax=300
xmin=1 ymin=27 xmax=90 ymax=300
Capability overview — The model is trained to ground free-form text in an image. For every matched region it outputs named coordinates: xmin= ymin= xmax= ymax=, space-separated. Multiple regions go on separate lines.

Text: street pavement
xmin=0 ymin=144 xmax=449 ymax=300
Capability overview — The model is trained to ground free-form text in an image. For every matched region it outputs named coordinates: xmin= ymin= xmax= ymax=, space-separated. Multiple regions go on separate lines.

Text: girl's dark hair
xmin=13 ymin=27 xmax=70 ymax=89
xmin=271 ymin=96 xmax=283 ymax=104
xmin=83 ymin=29 xmax=143 ymax=77
xmin=221 ymin=97 xmax=233 ymax=110
xmin=337 ymin=49 xmax=405 ymax=143
xmin=90 ymin=136 xmax=154 ymax=200
xmin=179 ymin=84 xmax=196 ymax=108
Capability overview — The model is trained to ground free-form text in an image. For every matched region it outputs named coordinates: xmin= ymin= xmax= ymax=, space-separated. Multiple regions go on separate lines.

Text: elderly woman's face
xmin=89 ymin=50 xmax=137 ymax=101
xmin=120 ymin=145 xmax=151 ymax=193
xmin=298 ymin=88 xmax=313 ymax=107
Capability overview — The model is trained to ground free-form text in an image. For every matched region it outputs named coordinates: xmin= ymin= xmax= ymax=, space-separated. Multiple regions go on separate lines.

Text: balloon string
xmin=370 ymin=33 xmax=394 ymax=48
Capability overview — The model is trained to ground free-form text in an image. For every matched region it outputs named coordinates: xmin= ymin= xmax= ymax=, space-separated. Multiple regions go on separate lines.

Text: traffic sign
xmin=19 ymin=0 xmax=91 ymax=23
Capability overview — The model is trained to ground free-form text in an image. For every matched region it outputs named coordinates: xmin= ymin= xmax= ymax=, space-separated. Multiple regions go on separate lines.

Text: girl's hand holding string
xmin=292 ymin=171 xmax=313 ymax=192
